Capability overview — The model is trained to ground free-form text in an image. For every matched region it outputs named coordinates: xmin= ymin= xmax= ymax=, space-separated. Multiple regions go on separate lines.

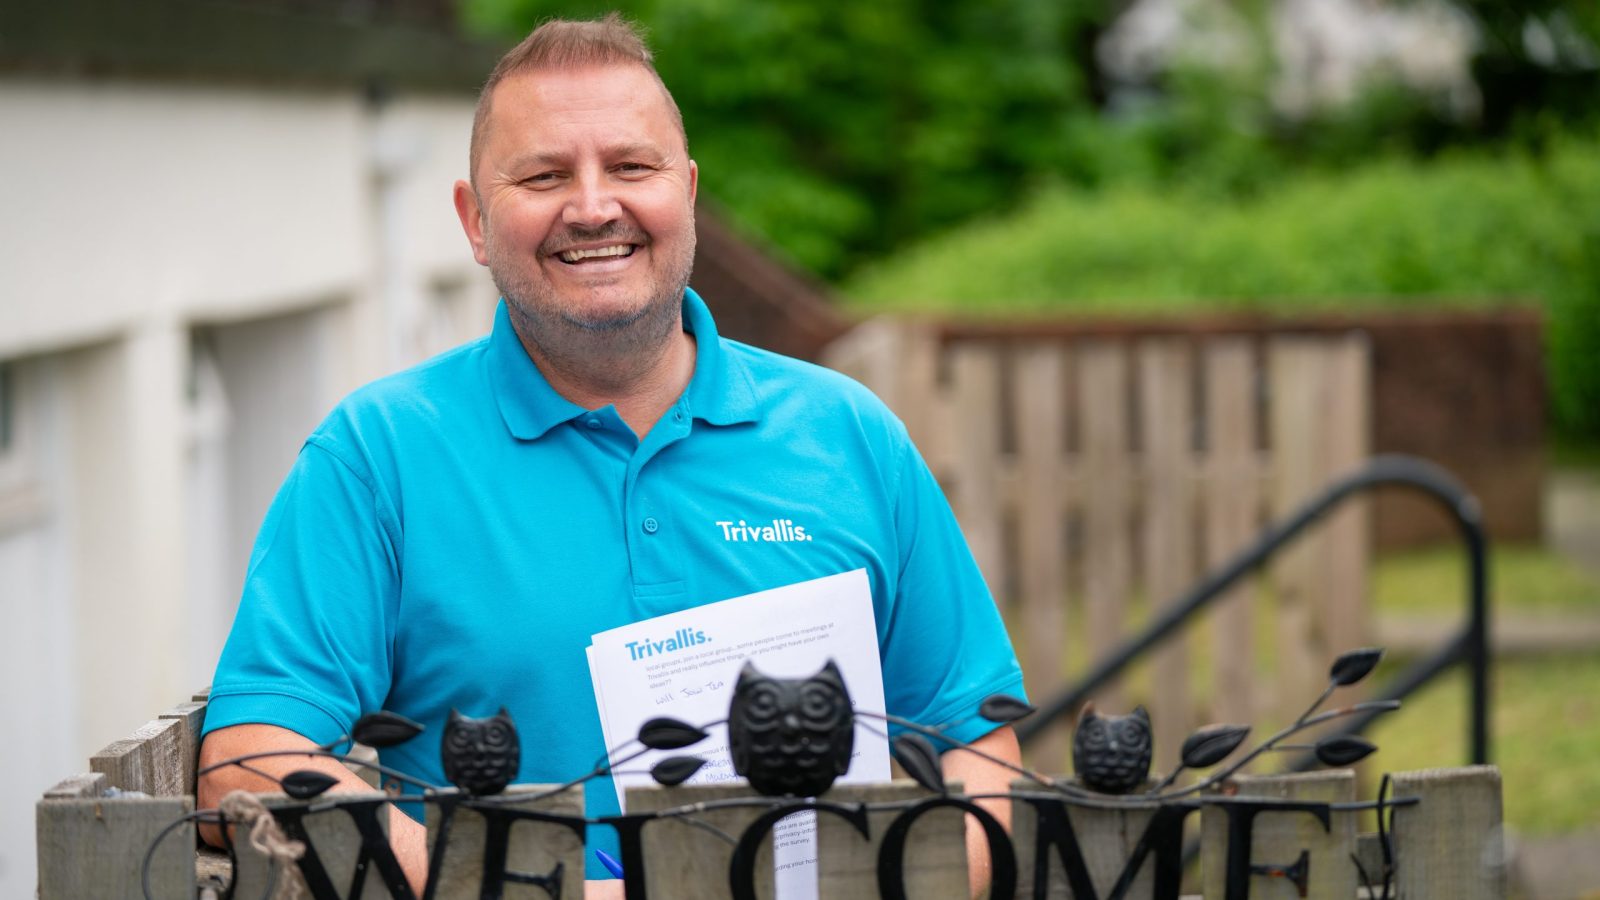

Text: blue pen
xmin=595 ymin=849 xmax=626 ymax=879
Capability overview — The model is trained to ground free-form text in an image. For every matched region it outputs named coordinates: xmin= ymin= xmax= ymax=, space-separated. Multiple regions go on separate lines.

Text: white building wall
xmin=0 ymin=76 xmax=496 ymax=896
xmin=0 ymin=354 xmax=78 ymax=894
xmin=0 ymin=81 xmax=371 ymax=355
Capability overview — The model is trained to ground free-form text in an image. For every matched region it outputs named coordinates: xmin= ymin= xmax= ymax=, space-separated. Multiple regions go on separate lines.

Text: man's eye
xmin=615 ymin=163 xmax=650 ymax=174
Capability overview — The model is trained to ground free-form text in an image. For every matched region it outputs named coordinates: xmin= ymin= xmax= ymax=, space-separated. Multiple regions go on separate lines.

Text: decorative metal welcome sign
xmin=84 ymin=649 xmax=1501 ymax=900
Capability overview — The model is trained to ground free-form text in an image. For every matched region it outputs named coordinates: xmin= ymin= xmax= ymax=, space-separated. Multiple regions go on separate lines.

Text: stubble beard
xmin=489 ymin=219 xmax=696 ymax=379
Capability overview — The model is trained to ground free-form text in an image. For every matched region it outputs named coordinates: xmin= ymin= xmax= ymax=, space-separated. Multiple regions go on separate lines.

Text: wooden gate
xmin=823 ymin=318 xmax=1372 ymax=772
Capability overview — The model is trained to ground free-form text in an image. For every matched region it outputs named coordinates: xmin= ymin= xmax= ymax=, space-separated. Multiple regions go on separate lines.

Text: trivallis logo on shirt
xmin=715 ymin=518 xmax=813 ymax=543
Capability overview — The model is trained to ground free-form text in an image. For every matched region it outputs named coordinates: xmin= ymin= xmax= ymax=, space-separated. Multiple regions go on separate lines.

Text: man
xmin=198 ymin=15 xmax=1025 ymax=897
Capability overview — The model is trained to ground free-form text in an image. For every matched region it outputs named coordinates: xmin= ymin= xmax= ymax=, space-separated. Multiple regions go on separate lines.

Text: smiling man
xmin=198 ymin=15 xmax=1025 ymax=898
xmin=461 ymin=54 xmax=700 ymax=435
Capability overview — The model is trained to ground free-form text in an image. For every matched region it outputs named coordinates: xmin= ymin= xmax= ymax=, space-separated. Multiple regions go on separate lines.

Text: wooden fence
xmin=823 ymin=319 xmax=1373 ymax=772
xmin=36 ymin=692 xmax=1505 ymax=899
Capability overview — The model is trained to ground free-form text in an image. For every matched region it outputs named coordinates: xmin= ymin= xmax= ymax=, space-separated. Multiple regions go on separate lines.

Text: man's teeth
xmin=558 ymin=245 xmax=635 ymax=263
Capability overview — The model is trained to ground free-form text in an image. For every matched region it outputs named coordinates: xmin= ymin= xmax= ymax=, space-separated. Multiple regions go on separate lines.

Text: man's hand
xmin=198 ymin=723 xmax=429 ymax=895
xmin=941 ymin=724 xmax=1021 ymax=900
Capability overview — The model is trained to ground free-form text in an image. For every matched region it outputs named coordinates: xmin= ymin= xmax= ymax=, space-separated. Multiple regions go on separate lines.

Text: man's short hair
xmin=468 ymin=13 xmax=687 ymax=186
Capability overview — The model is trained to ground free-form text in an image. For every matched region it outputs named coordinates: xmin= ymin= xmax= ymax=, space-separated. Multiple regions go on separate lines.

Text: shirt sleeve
xmin=880 ymin=434 xmax=1027 ymax=750
xmin=201 ymin=433 xmax=402 ymax=746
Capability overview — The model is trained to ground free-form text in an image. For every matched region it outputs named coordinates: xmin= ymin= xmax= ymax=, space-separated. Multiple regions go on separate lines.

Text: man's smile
xmin=556 ymin=244 xmax=638 ymax=264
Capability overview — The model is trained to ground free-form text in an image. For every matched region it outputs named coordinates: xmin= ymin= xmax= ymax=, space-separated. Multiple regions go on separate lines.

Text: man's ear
xmin=453 ymin=179 xmax=490 ymax=266
xmin=687 ymin=159 xmax=698 ymax=206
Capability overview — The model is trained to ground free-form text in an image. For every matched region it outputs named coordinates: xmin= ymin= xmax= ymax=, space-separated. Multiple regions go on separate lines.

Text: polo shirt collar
xmin=682 ymin=286 xmax=761 ymax=427
xmin=487 ymin=287 xmax=761 ymax=441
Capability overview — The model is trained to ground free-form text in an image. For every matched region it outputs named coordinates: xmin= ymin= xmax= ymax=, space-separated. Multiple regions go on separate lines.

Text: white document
xmin=587 ymin=568 xmax=891 ymax=899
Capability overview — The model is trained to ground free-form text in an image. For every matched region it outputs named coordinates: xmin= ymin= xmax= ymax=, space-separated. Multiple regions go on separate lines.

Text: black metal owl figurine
xmin=727 ymin=659 xmax=855 ymax=797
xmin=1072 ymin=702 xmax=1153 ymax=794
xmin=441 ymin=707 xmax=521 ymax=796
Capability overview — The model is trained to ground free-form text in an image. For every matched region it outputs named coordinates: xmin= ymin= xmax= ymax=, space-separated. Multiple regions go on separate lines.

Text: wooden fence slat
xmin=37 ymin=792 xmax=194 ymax=900
xmin=817 ymin=317 xmax=889 ymax=393
xmin=898 ymin=322 xmax=943 ymax=462
xmin=822 ymin=319 xmax=945 ymax=471
xmin=626 ymin=783 xmax=776 ymax=900
xmin=43 ymin=771 xmax=107 ymax=799
xmin=1138 ymin=339 xmax=1196 ymax=766
xmin=817 ymin=782 xmax=967 ymax=900
xmin=1202 ymin=339 xmax=1261 ymax=728
xmin=1321 ymin=334 xmax=1372 ymax=663
xmin=951 ymin=343 xmax=1006 ymax=598
xmin=158 ymin=700 xmax=207 ymax=797
xmin=1077 ymin=343 xmax=1132 ymax=710
xmin=1199 ymin=770 xmax=1358 ymax=900
xmin=425 ymin=786 xmax=585 ymax=900
xmin=1268 ymin=336 xmax=1373 ymax=729
xmin=1267 ymin=339 xmax=1332 ymax=725
xmin=91 ymin=716 xmax=187 ymax=796
xmin=1014 ymin=343 xmax=1071 ymax=774
xmin=1391 ymin=765 xmax=1505 ymax=900
xmin=1011 ymin=785 xmax=1166 ymax=899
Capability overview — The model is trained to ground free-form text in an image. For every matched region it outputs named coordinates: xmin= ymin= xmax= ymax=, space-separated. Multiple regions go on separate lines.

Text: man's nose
xmin=562 ymin=172 xmax=622 ymax=227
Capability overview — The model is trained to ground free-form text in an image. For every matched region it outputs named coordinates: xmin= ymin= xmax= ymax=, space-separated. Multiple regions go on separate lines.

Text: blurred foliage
xmin=462 ymin=0 xmax=1122 ymax=276
xmin=845 ymin=133 xmax=1600 ymax=437
xmin=1457 ymin=0 xmax=1600 ymax=140
xmin=460 ymin=0 xmax=1600 ymax=437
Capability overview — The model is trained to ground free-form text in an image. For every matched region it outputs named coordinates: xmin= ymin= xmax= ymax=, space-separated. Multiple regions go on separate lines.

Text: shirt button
xmin=586 ymin=418 xmax=601 ymax=429
xmin=642 ymin=517 xmax=659 ymax=534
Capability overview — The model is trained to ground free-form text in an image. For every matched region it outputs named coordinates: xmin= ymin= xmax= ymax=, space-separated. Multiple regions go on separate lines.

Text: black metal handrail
xmin=1015 ymin=454 xmax=1491 ymax=765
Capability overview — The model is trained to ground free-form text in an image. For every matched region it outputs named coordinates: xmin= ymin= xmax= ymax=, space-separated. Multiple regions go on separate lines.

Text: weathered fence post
xmin=1200 ymin=770 xmax=1358 ymax=900
xmin=90 ymin=716 xmax=189 ymax=797
xmin=626 ymin=782 xmax=778 ymax=899
xmin=230 ymin=790 xmax=397 ymax=899
xmin=36 ymin=771 xmax=195 ymax=900
xmin=1391 ymin=765 xmax=1505 ymax=900
xmin=426 ymin=786 xmax=586 ymax=900
xmin=817 ymin=781 xmax=967 ymax=900
xmin=1012 ymin=788 xmax=1187 ymax=900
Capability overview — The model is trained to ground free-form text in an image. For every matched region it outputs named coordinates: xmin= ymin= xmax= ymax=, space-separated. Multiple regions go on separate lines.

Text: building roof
xmin=0 ymin=0 xmax=503 ymax=94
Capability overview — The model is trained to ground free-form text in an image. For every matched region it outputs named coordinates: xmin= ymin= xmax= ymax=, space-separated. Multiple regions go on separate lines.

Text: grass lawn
xmin=1374 ymin=543 xmax=1600 ymax=615
xmin=1363 ymin=545 xmax=1600 ymax=835
xmin=1366 ymin=652 xmax=1600 ymax=836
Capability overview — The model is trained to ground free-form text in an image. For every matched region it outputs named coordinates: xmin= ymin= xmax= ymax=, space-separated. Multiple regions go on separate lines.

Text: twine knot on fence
xmin=220 ymin=790 xmax=306 ymax=900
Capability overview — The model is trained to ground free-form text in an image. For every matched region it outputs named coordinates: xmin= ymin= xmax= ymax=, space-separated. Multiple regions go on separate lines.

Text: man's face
xmin=456 ymin=64 xmax=698 ymax=338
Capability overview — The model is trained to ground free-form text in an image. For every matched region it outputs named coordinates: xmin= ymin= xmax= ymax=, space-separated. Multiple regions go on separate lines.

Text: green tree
xmin=462 ymin=0 xmax=1121 ymax=277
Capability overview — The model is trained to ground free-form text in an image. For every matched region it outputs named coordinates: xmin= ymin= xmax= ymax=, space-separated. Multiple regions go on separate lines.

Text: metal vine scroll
xmin=147 ymin=648 xmax=1423 ymax=900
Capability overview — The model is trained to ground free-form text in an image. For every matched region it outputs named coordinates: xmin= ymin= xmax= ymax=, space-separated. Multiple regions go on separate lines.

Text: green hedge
xmin=845 ymin=136 xmax=1600 ymax=439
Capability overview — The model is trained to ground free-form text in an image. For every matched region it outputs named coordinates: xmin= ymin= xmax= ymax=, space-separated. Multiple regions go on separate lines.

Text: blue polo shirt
xmin=204 ymin=288 xmax=1025 ymax=877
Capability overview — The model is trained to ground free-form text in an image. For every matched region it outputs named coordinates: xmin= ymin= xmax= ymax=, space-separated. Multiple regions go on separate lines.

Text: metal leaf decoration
xmin=978 ymin=694 xmax=1036 ymax=724
xmin=350 ymin=711 xmax=425 ymax=749
xmin=891 ymin=733 xmax=946 ymax=793
xmin=281 ymin=769 xmax=340 ymax=800
xmin=1179 ymin=724 xmax=1251 ymax=769
xmin=1315 ymin=734 xmax=1378 ymax=767
xmin=637 ymin=717 xmax=709 ymax=750
xmin=1329 ymin=648 xmax=1384 ymax=687
xmin=650 ymin=755 xmax=707 ymax=787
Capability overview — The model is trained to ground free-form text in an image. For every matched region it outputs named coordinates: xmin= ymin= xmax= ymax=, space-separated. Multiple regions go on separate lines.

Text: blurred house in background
xmin=0 ymin=3 xmax=501 ymax=891
xmin=0 ymin=3 xmax=836 ymax=892
xmin=1099 ymin=0 xmax=1481 ymax=117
